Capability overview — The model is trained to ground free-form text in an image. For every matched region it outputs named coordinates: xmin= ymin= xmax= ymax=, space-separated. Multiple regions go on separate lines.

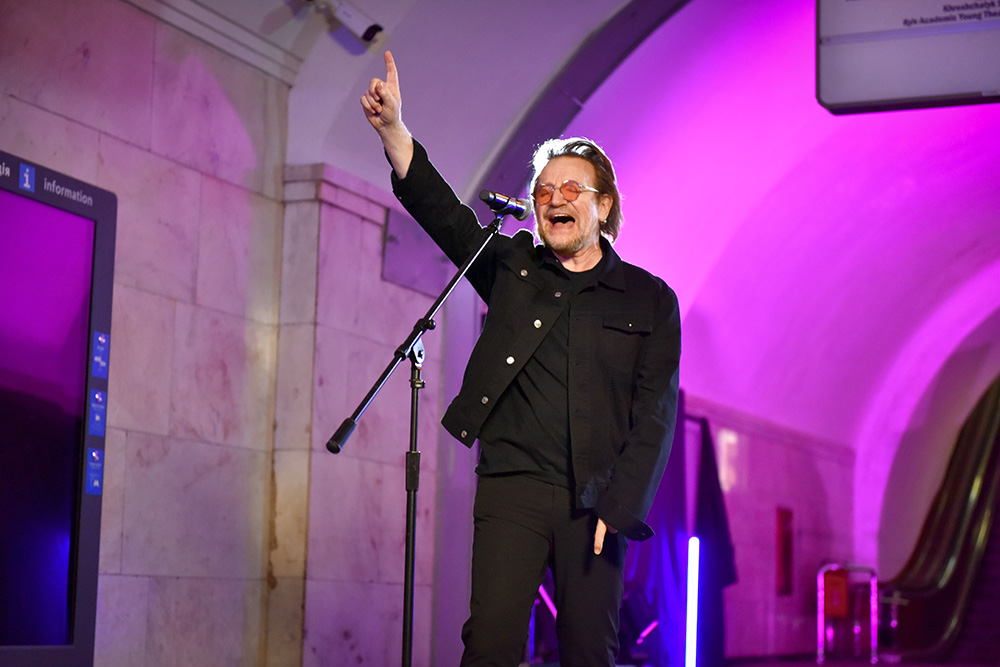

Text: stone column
xmin=269 ymin=163 xmax=443 ymax=666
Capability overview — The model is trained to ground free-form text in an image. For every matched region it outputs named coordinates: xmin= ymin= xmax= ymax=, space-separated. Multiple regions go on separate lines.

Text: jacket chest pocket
xmin=590 ymin=313 xmax=653 ymax=377
xmin=602 ymin=314 xmax=653 ymax=336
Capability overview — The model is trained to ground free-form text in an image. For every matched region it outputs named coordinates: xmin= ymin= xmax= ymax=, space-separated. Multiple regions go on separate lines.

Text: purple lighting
xmin=686 ymin=536 xmax=700 ymax=667
xmin=0 ymin=186 xmax=95 ymax=646
xmin=537 ymin=584 xmax=557 ymax=619
xmin=636 ymin=619 xmax=659 ymax=645
xmin=0 ymin=188 xmax=94 ymax=412
xmin=565 ymin=0 xmax=1000 ymax=574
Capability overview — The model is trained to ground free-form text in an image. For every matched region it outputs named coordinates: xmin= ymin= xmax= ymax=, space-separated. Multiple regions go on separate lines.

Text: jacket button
xmin=506 ymin=356 xmax=515 ymax=365
xmin=534 ymin=319 xmax=542 ymax=328
xmin=520 ymin=269 xmax=528 ymax=277
xmin=554 ymin=291 xmax=562 ymax=298
xmin=481 ymin=396 xmax=489 ymax=404
xmin=461 ymin=430 xmax=468 ymax=438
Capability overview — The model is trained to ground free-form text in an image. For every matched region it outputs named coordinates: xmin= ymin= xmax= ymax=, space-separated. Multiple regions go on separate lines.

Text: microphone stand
xmin=326 ymin=210 xmax=508 ymax=667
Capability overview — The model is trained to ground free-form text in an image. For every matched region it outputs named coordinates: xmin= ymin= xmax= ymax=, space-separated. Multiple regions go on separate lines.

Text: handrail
xmin=879 ymin=378 xmax=1000 ymax=660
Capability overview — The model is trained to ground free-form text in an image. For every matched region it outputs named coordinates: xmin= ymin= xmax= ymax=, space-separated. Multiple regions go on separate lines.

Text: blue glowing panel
xmin=85 ymin=448 xmax=104 ymax=496
xmin=91 ymin=332 xmax=110 ymax=379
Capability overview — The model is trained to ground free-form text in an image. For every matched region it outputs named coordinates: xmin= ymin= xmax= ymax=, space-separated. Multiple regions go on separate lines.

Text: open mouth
xmin=549 ymin=214 xmax=575 ymax=225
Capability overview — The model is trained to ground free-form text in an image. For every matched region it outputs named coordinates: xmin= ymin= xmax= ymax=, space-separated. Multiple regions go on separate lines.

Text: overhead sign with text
xmin=818 ymin=0 xmax=1000 ymax=113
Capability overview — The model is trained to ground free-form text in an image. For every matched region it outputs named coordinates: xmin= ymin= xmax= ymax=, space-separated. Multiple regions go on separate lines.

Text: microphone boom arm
xmin=326 ymin=211 xmax=507 ymax=453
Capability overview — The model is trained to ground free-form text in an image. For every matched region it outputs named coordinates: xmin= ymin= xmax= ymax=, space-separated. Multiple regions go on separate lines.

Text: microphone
xmin=479 ymin=190 xmax=531 ymax=221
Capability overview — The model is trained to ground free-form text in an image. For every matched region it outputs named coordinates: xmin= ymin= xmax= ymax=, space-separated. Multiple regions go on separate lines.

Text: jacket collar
xmin=504 ymin=230 xmax=626 ymax=292
xmin=595 ymin=236 xmax=626 ymax=291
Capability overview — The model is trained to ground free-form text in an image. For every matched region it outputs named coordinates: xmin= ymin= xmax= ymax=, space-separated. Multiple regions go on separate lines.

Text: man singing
xmin=361 ymin=51 xmax=681 ymax=666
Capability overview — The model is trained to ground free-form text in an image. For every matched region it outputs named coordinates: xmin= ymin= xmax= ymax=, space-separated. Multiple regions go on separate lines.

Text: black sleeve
xmin=390 ymin=139 xmax=498 ymax=301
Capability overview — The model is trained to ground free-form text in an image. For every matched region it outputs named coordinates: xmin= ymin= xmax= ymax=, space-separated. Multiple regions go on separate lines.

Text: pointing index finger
xmin=384 ymin=50 xmax=398 ymax=88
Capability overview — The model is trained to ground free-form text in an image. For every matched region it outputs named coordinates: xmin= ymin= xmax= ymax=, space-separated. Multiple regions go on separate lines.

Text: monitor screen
xmin=0 ymin=187 xmax=94 ymax=645
xmin=0 ymin=150 xmax=115 ymax=666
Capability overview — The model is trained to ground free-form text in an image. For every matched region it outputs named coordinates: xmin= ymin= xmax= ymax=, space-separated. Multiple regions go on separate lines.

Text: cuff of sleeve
xmin=596 ymin=494 xmax=654 ymax=541
xmin=389 ymin=139 xmax=428 ymax=191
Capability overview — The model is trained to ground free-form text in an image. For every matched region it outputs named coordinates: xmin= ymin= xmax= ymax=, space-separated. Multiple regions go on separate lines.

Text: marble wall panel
xmin=311 ymin=325 xmax=381 ymax=455
xmin=261 ymin=76 xmax=289 ymax=201
xmin=197 ymin=175 xmax=283 ymax=324
xmin=316 ymin=181 xmax=391 ymax=224
xmin=97 ymin=135 xmax=202 ymax=302
xmin=358 ymin=218 xmax=443 ymax=350
xmin=335 ymin=366 xmax=442 ymax=474
xmin=266 ymin=576 xmax=305 ymax=667
xmin=108 ymin=285 xmax=175 ymax=435
xmin=726 ymin=528 xmax=774 ymax=601
xmin=0 ymin=95 xmax=101 ymax=183
xmin=144 ymin=576 xmax=265 ymax=667
xmin=292 ymin=164 xmax=454 ymax=665
xmin=774 ymin=597 xmax=814 ymax=655
xmin=271 ymin=449 xmax=310 ymax=579
xmin=307 ymin=455 xmax=435 ymax=588
xmin=99 ymin=427 xmax=127 ymax=574
xmin=151 ymin=24 xmax=276 ymax=197
xmin=283 ymin=162 xmax=401 ymax=217
xmin=314 ymin=202 xmax=447 ymax=357
xmin=723 ymin=598 xmax=771 ymax=657
xmin=315 ymin=207 xmax=366 ymax=333
xmin=687 ymin=395 xmax=854 ymax=658
xmin=121 ymin=431 xmax=268 ymax=579
xmin=94 ymin=574 xmax=150 ymax=667
xmin=169 ymin=303 xmax=277 ymax=450
xmin=0 ymin=0 xmax=154 ymax=148
xmin=414 ymin=370 xmax=444 ymax=474
xmin=280 ymin=201 xmax=321 ymax=325
xmin=4 ymin=2 xmax=293 ymax=665
xmin=302 ymin=579 xmax=433 ymax=667
xmin=809 ymin=455 xmax=855 ymax=543
xmin=312 ymin=324 xmax=441 ymax=474
xmin=274 ymin=323 xmax=318 ymax=452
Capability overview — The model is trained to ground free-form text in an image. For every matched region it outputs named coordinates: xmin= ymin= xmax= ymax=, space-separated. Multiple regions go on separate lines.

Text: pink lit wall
xmin=565 ymin=0 xmax=1000 ymax=576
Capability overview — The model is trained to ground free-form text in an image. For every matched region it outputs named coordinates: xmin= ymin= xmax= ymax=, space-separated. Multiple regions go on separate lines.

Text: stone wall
xmin=3 ymin=0 xmax=283 ymax=663
xmin=685 ymin=395 xmax=855 ymax=658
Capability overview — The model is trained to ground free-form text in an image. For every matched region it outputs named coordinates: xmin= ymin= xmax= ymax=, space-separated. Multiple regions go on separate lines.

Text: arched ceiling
xmin=305 ymin=0 xmax=1000 ymax=572
xmin=559 ymin=0 xmax=1000 ymax=574
xmin=160 ymin=0 xmax=1000 ymax=571
xmin=569 ymin=0 xmax=1000 ymax=445
xmin=290 ymin=0 xmax=637 ymax=194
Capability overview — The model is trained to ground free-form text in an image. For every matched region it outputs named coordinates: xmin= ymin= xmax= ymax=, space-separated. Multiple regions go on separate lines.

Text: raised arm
xmin=360 ymin=50 xmax=414 ymax=178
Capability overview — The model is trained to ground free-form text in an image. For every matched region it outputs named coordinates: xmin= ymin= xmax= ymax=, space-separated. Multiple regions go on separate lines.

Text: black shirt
xmin=477 ymin=252 xmax=606 ymax=487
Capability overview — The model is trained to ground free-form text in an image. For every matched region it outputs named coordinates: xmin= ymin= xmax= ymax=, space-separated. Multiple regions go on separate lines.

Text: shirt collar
xmin=537 ymin=236 xmax=625 ymax=291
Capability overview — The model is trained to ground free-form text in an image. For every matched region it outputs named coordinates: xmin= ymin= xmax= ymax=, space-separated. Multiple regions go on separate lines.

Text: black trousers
xmin=459 ymin=475 xmax=626 ymax=667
